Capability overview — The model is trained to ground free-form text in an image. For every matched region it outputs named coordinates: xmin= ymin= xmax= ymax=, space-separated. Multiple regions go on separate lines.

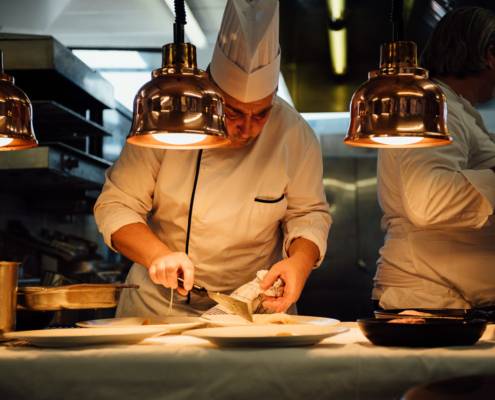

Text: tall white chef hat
xmin=210 ymin=0 xmax=280 ymax=103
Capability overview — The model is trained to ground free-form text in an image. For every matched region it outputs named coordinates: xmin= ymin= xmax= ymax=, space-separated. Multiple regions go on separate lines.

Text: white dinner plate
xmin=4 ymin=326 xmax=170 ymax=348
xmin=201 ymin=313 xmax=340 ymax=327
xmin=183 ymin=324 xmax=348 ymax=347
xmin=76 ymin=316 xmax=205 ymax=334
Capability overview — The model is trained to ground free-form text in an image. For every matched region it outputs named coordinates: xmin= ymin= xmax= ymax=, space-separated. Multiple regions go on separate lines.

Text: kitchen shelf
xmin=0 ymin=143 xmax=111 ymax=192
xmin=33 ymin=101 xmax=112 ymax=139
xmin=0 ymin=34 xmax=115 ymax=110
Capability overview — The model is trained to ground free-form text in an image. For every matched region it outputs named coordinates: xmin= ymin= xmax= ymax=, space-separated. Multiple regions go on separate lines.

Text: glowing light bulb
xmin=0 ymin=137 xmax=13 ymax=147
xmin=152 ymin=133 xmax=207 ymax=145
xmin=371 ymin=136 xmax=423 ymax=146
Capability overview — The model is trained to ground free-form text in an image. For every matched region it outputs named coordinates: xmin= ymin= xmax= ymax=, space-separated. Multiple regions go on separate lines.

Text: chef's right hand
xmin=148 ymin=252 xmax=194 ymax=296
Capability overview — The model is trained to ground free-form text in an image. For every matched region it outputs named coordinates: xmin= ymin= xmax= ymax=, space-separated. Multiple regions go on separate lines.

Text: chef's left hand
xmin=260 ymin=256 xmax=312 ymax=312
xmin=260 ymin=238 xmax=319 ymax=313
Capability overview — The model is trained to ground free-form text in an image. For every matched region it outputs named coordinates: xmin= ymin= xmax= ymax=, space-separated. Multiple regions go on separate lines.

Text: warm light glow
xmin=0 ymin=137 xmax=13 ymax=147
xmin=329 ymin=28 xmax=347 ymax=75
xmin=371 ymin=136 xmax=423 ymax=145
xmin=152 ymin=133 xmax=206 ymax=145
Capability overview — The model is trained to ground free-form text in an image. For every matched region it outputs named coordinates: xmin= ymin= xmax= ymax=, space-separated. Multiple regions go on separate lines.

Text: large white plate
xmin=4 ymin=326 xmax=170 ymax=348
xmin=201 ymin=313 xmax=340 ymax=327
xmin=183 ymin=324 xmax=348 ymax=347
xmin=76 ymin=316 xmax=205 ymax=334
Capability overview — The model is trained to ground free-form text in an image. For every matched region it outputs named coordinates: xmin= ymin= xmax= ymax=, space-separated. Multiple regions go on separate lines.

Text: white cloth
xmin=374 ymin=80 xmax=495 ymax=309
xmin=202 ymin=269 xmax=284 ymax=316
xmin=95 ymin=97 xmax=331 ymax=315
xmin=210 ymin=0 xmax=280 ymax=102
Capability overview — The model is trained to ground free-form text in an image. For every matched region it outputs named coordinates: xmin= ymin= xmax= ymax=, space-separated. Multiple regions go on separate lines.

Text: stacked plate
xmin=5 ymin=316 xmax=205 ymax=347
xmin=4 ymin=326 xmax=171 ymax=348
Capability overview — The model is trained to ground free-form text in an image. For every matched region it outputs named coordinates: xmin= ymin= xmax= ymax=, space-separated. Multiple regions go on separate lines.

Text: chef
xmin=373 ymin=7 xmax=495 ymax=310
xmin=94 ymin=0 xmax=331 ymax=317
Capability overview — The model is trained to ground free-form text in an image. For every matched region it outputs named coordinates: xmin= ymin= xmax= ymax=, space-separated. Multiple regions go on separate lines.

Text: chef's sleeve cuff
xmin=97 ymin=209 xmax=147 ymax=252
xmin=282 ymin=228 xmax=328 ymax=268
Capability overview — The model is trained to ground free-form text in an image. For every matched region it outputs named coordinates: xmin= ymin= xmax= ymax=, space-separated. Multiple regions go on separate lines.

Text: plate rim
xmin=4 ymin=326 xmax=171 ymax=347
xmin=5 ymin=325 xmax=171 ymax=339
xmin=183 ymin=325 xmax=348 ymax=346
xmin=75 ymin=316 xmax=206 ymax=331
xmin=200 ymin=314 xmax=340 ymax=327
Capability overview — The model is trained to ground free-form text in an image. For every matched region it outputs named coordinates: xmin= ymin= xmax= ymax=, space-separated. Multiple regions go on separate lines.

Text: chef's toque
xmin=210 ymin=0 xmax=280 ymax=103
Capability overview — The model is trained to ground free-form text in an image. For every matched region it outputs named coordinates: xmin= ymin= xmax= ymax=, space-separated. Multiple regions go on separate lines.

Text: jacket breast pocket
xmin=250 ymin=193 xmax=288 ymax=230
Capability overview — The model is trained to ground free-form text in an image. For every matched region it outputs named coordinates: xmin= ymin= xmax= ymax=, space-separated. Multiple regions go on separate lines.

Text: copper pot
xmin=0 ymin=261 xmax=20 ymax=334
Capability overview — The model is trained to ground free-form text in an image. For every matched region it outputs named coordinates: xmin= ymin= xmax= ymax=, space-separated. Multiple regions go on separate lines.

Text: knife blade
xmin=177 ymin=277 xmax=253 ymax=322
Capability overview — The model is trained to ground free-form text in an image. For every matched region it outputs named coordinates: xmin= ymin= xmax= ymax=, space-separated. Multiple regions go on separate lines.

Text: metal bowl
xmin=18 ymin=284 xmax=138 ymax=311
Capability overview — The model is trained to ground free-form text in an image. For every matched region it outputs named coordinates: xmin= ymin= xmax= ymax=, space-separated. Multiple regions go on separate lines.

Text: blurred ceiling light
xmin=327 ymin=0 xmax=347 ymax=76
xmin=127 ymin=0 xmax=229 ymax=149
xmin=163 ymin=0 xmax=207 ymax=49
xmin=302 ymin=112 xmax=349 ymax=121
xmin=328 ymin=29 xmax=347 ymax=75
xmin=72 ymin=50 xmax=147 ymax=70
xmin=328 ymin=0 xmax=345 ymax=18
xmin=0 ymin=51 xmax=38 ymax=151
xmin=431 ymin=0 xmax=448 ymax=21
xmin=344 ymin=0 xmax=451 ymax=148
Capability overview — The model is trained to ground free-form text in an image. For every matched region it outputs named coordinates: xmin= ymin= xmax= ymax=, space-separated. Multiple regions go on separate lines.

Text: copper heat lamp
xmin=0 ymin=51 xmax=38 ymax=151
xmin=127 ymin=0 xmax=229 ymax=149
xmin=344 ymin=0 xmax=452 ymax=148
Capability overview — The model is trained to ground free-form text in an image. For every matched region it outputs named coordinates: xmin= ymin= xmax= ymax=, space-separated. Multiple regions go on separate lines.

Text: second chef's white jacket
xmin=94 ymin=97 xmax=331 ymax=310
xmin=374 ymin=80 xmax=495 ymax=309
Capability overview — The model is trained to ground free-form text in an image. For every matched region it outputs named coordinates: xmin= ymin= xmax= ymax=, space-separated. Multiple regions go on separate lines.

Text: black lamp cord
xmin=172 ymin=0 xmax=195 ymax=304
xmin=174 ymin=0 xmax=186 ymax=45
xmin=391 ymin=0 xmax=405 ymax=41
xmin=184 ymin=150 xmax=203 ymax=303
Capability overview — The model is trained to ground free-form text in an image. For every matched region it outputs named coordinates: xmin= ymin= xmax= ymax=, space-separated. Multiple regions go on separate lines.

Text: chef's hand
xmin=260 ymin=256 xmax=312 ymax=312
xmin=148 ymin=252 xmax=194 ymax=296
xmin=260 ymin=238 xmax=319 ymax=313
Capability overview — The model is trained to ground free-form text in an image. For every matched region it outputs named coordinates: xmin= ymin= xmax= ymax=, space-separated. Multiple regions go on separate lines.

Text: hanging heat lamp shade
xmin=127 ymin=0 xmax=229 ymax=149
xmin=344 ymin=41 xmax=451 ymax=148
xmin=344 ymin=0 xmax=452 ymax=148
xmin=0 ymin=51 xmax=38 ymax=151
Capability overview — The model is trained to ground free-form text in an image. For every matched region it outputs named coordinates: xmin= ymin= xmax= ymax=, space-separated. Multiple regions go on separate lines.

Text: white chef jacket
xmin=94 ymin=97 xmax=331 ymax=314
xmin=374 ymin=80 xmax=495 ymax=309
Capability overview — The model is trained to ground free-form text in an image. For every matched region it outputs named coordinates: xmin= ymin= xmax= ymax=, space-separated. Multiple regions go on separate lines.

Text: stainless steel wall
xmin=298 ymin=133 xmax=384 ymax=321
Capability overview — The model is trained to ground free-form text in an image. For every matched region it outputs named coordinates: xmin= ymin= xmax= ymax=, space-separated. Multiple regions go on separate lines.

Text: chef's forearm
xmin=111 ymin=222 xmax=172 ymax=268
xmin=287 ymin=237 xmax=320 ymax=271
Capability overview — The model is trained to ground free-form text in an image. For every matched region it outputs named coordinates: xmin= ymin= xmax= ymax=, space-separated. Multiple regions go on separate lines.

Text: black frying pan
xmin=358 ymin=317 xmax=488 ymax=347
